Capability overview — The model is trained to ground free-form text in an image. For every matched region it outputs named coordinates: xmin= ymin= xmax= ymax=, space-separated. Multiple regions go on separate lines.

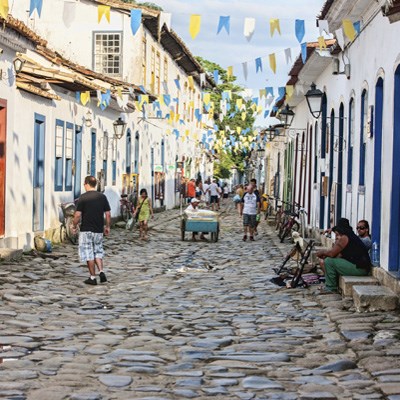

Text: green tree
xmin=196 ymin=57 xmax=256 ymax=175
xmin=121 ymin=0 xmax=163 ymax=11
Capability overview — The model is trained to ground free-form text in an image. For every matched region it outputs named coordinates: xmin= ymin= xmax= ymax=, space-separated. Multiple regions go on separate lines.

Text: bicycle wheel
xmin=280 ymin=226 xmax=291 ymax=243
xmin=120 ymin=204 xmax=130 ymax=222
xmin=66 ymin=216 xmax=79 ymax=245
xmin=275 ymin=212 xmax=282 ymax=230
xmin=59 ymin=224 xmax=67 ymax=243
xmin=292 ymin=222 xmax=300 ymax=233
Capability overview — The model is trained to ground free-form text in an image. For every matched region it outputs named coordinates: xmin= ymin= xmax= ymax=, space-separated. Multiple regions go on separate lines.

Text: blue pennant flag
xmin=252 ymin=97 xmax=259 ymax=105
xmin=275 ymin=87 xmax=286 ymax=102
xmin=295 ymin=19 xmax=305 ymax=43
xmin=226 ymin=103 xmax=231 ymax=112
xmin=179 ymin=119 xmax=185 ymax=125
xmin=30 ymin=0 xmax=43 ymax=17
xmin=229 ymin=112 xmax=236 ymax=119
xmin=213 ymin=70 xmax=219 ymax=85
xmin=255 ymin=57 xmax=263 ymax=73
xmin=204 ymin=103 xmax=210 ymax=112
xmin=75 ymin=92 xmax=80 ymax=102
xmin=272 ymin=106 xmax=278 ymax=113
xmin=173 ymin=129 xmax=180 ymax=139
xmin=194 ymin=109 xmax=202 ymax=122
xmin=139 ymin=85 xmax=147 ymax=93
xmin=156 ymin=110 xmax=163 ymax=119
xmin=100 ymin=90 xmax=111 ymax=110
xmin=163 ymin=94 xmax=171 ymax=106
xmin=165 ymin=113 xmax=170 ymax=120
xmin=301 ymin=42 xmax=308 ymax=64
xmin=130 ymin=9 xmax=142 ymax=35
xmin=174 ymin=79 xmax=181 ymax=91
xmin=153 ymin=101 xmax=160 ymax=110
xmin=217 ymin=16 xmax=230 ymax=35
xmin=266 ymin=87 xmax=274 ymax=96
xmin=353 ymin=21 xmax=361 ymax=34
xmin=264 ymin=110 xmax=270 ymax=118
xmin=222 ymin=91 xmax=230 ymax=101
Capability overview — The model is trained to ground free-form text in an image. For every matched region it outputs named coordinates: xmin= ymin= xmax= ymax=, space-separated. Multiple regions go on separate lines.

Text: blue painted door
xmin=74 ymin=126 xmax=82 ymax=199
xmin=33 ymin=114 xmax=45 ymax=231
xmin=151 ymin=147 xmax=154 ymax=201
xmin=91 ymin=129 xmax=96 ymax=176
xmin=126 ymin=129 xmax=131 ymax=174
xmin=389 ymin=69 xmax=400 ymax=272
xmin=337 ymin=104 xmax=344 ymax=223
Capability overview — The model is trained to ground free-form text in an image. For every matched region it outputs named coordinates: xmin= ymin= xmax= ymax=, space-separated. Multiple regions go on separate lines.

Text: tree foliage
xmin=196 ymin=57 xmax=256 ymax=175
xmin=121 ymin=0 xmax=163 ymax=11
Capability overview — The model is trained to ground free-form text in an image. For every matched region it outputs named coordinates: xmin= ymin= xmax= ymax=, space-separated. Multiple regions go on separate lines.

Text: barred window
xmin=94 ymin=32 xmax=122 ymax=77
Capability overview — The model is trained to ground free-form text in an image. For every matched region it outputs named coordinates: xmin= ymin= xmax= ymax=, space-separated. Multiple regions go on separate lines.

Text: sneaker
xmin=84 ymin=277 xmax=97 ymax=285
xmin=99 ymin=272 xmax=107 ymax=283
xmin=250 ymin=236 xmax=255 ymax=241
xmin=242 ymin=235 xmax=247 ymax=241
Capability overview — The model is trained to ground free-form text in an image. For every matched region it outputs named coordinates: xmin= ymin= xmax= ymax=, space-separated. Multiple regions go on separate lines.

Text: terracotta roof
xmin=0 ymin=15 xmax=47 ymax=47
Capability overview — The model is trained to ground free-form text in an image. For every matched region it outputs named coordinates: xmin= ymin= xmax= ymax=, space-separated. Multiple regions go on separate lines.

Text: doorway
xmin=0 ymin=100 xmax=6 ymax=236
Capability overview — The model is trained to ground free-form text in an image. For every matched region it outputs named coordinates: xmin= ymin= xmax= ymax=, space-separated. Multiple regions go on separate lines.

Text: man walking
xmin=240 ymin=184 xmax=261 ymax=241
xmin=73 ymin=176 xmax=111 ymax=285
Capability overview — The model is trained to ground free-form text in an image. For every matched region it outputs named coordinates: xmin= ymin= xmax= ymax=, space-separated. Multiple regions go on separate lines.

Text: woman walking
xmin=134 ymin=188 xmax=154 ymax=240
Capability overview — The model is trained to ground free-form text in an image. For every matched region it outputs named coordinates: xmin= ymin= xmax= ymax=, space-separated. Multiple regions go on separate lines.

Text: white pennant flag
xmin=242 ymin=62 xmax=248 ymax=81
xmin=63 ymin=1 xmax=76 ymax=28
xmin=335 ymin=28 xmax=345 ymax=50
xmin=200 ymin=72 xmax=206 ymax=87
xmin=159 ymin=12 xmax=172 ymax=32
xmin=162 ymin=81 xmax=169 ymax=93
xmin=284 ymin=48 xmax=292 ymax=65
xmin=316 ymin=49 xmax=333 ymax=58
xmin=244 ymin=17 xmax=256 ymax=42
xmin=318 ymin=20 xmax=330 ymax=36
xmin=219 ymin=113 xmax=224 ymax=122
xmin=266 ymin=96 xmax=275 ymax=106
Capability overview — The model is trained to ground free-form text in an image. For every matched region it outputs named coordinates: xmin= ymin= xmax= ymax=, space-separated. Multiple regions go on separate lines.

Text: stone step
xmin=0 ymin=248 xmax=23 ymax=262
xmin=353 ymin=285 xmax=399 ymax=312
xmin=339 ymin=276 xmax=379 ymax=297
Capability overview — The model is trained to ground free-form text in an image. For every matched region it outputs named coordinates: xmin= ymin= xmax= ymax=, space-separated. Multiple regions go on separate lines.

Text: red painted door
xmin=0 ymin=100 xmax=6 ymax=237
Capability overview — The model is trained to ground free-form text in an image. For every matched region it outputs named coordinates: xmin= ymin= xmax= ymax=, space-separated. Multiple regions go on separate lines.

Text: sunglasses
xmin=356 ymin=226 xmax=366 ymax=230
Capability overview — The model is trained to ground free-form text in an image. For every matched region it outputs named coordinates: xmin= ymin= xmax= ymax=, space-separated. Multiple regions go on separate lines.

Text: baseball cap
xmin=191 ymin=198 xmax=200 ymax=204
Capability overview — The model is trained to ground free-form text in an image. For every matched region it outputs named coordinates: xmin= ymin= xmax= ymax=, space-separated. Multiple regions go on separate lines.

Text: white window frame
xmin=93 ymin=31 xmax=122 ymax=77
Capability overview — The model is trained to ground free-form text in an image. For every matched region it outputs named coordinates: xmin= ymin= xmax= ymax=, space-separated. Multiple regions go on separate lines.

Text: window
xmin=102 ymin=132 xmax=108 ymax=186
xmin=163 ymin=57 xmax=168 ymax=86
xmin=142 ymin=38 xmax=147 ymax=86
xmin=155 ymin=51 xmax=161 ymax=94
xmin=134 ymin=131 xmax=140 ymax=174
xmin=55 ymin=120 xmax=64 ymax=191
xmin=65 ymin=123 xmax=73 ymax=191
xmin=112 ymin=137 xmax=117 ymax=186
xmin=94 ymin=32 xmax=122 ymax=77
xmin=150 ymin=47 xmax=156 ymax=92
xmin=126 ymin=129 xmax=132 ymax=174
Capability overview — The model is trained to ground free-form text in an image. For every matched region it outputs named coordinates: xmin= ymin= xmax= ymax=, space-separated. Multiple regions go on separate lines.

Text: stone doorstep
xmin=352 ymin=285 xmax=399 ymax=313
xmin=339 ymin=276 xmax=379 ymax=297
xmin=0 ymin=248 xmax=23 ymax=262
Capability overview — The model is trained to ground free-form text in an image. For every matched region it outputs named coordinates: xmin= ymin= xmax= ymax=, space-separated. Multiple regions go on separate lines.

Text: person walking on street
xmin=187 ymin=178 xmax=196 ymax=203
xmin=134 ymin=188 xmax=154 ymax=240
xmin=240 ymin=184 xmax=261 ymax=241
xmin=73 ymin=175 xmax=111 ymax=285
xmin=250 ymin=178 xmax=261 ymax=235
xmin=207 ymin=179 xmax=220 ymax=211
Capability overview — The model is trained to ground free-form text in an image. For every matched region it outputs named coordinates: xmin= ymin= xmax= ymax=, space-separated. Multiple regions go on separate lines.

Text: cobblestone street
xmin=1 ymin=204 xmax=400 ymax=400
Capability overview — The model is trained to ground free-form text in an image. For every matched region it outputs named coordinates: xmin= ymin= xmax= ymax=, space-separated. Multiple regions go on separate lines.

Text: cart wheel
xmin=181 ymin=219 xmax=185 ymax=241
xmin=211 ymin=224 xmax=219 ymax=242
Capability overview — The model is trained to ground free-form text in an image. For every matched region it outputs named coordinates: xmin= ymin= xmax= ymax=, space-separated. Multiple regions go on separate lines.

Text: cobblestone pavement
xmin=1 ymin=203 xmax=400 ymax=400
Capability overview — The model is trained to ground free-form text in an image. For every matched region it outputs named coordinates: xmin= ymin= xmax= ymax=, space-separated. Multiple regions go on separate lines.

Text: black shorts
xmin=210 ymin=195 xmax=218 ymax=204
xmin=223 ymin=193 xmax=228 ymax=199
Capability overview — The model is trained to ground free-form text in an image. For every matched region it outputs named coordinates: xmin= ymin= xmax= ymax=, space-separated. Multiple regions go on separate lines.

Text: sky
xmin=152 ymin=0 xmax=327 ymax=108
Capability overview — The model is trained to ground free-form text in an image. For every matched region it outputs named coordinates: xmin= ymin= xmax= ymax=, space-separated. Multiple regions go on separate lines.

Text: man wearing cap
xmin=185 ymin=198 xmax=207 ymax=241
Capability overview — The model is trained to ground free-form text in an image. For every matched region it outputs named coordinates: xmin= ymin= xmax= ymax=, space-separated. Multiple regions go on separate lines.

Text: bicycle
xmin=120 ymin=193 xmax=135 ymax=222
xmin=278 ymin=204 xmax=307 ymax=243
xmin=59 ymin=202 xmax=79 ymax=244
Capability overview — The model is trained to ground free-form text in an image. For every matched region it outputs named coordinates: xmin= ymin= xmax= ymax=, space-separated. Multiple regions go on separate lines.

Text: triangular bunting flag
xmin=269 ymin=54 xmax=276 ymax=74
xmin=189 ymin=14 xmax=201 ymax=39
xmin=29 ymin=0 xmax=43 ymax=17
xmin=318 ymin=36 xmax=327 ymax=50
xmin=213 ymin=70 xmax=219 ymax=84
xmin=255 ymin=57 xmax=262 ymax=73
xmin=244 ymin=17 xmax=255 ymax=42
xmin=270 ymin=19 xmax=281 ymax=37
xmin=227 ymin=66 xmax=233 ymax=79
xmin=242 ymin=62 xmax=248 ymax=81
xmin=318 ymin=19 xmax=330 ymax=35
xmin=159 ymin=12 xmax=171 ymax=33
xmin=200 ymin=73 xmax=206 ymax=87
xmin=0 ymin=0 xmax=9 ymax=19
xmin=284 ymin=48 xmax=292 ymax=65
xmin=301 ymin=42 xmax=308 ymax=63
xmin=342 ymin=19 xmax=356 ymax=41
xmin=130 ymin=9 xmax=142 ymax=35
xmin=98 ymin=5 xmax=110 ymax=23
xmin=295 ymin=19 xmax=305 ymax=43
xmin=217 ymin=16 xmax=230 ymax=35
xmin=80 ymin=91 xmax=90 ymax=106
xmin=335 ymin=28 xmax=345 ymax=49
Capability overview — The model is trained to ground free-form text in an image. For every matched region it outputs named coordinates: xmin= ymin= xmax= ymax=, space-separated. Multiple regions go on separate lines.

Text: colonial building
xmin=0 ymin=1 xmax=214 ymax=250
xmin=270 ymin=0 xmax=400 ymax=276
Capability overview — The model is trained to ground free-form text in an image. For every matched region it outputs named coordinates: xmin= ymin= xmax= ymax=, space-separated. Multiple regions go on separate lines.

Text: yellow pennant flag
xmin=286 ymin=85 xmax=294 ymax=99
xmin=181 ymin=136 xmax=186 ymax=142
xmin=236 ymin=98 xmax=243 ymax=109
xmin=318 ymin=36 xmax=327 ymax=50
xmin=189 ymin=100 xmax=194 ymax=109
xmin=170 ymin=111 xmax=175 ymax=121
xmin=203 ymin=93 xmax=211 ymax=105
xmin=117 ymin=86 xmax=123 ymax=99
xmin=175 ymin=113 xmax=180 ymax=122
xmin=134 ymin=101 xmax=140 ymax=110
xmin=185 ymin=129 xmax=190 ymax=137
xmin=343 ymin=19 xmax=356 ymax=42
xmin=0 ymin=0 xmax=9 ymax=19
xmin=259 ymin=89 xmax=266 ymax=98
xmin=269 ymin=53 xmax=276 ymax=74
xmin=227 ymin=66 xmax=233 ymax=79
xmin=241 ymin=112 xmax=246 ymax=121
xmin=270 ymin=19 xmax=281 ymax=37
xmin=251 ymin=103 xmax=257 ymax=112
xmin=98 ymin=5 xmax=110 ymax=23
xmin=257 ymin=105 xmax=263 ymax=114
xmin=140 ymin=95 xmax=149 ymax=108
xmin=80 ymin=91 xmax=90 ymax=106
xmin=166 ymin=129 xmax=171 ymax=136
xmin=188 ymin=76 xmax=194 ymax=90
xmin=189 ymin=15 xmax=201 ymax=39
xmin=236 ymin=127 xmax=242 ymax=134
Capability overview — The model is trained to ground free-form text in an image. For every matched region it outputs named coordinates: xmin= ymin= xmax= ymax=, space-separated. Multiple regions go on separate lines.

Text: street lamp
xmin=264 ymin=126 xmax=277 ymax=141
xmin=13 ymin=57 xmax=25 ymax=74
xmin=278 ymin=104 xmax=295 ymax=128
xmin=305 ymin=82 xmax=324 ymax=119
xmin=84 ymin=110 xmax=93 ymax=128
xmin=113 ymin=116 xmax=127 ymax=139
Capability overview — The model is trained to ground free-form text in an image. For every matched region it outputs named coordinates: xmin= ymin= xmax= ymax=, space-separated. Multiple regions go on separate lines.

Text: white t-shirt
xmin=223 ymin=186 xmax=229 ymax=194
xmin=242 ymin=192 xmax=260 ymax=215
xmin=208 ymin=182 xmax=219 ymax=196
